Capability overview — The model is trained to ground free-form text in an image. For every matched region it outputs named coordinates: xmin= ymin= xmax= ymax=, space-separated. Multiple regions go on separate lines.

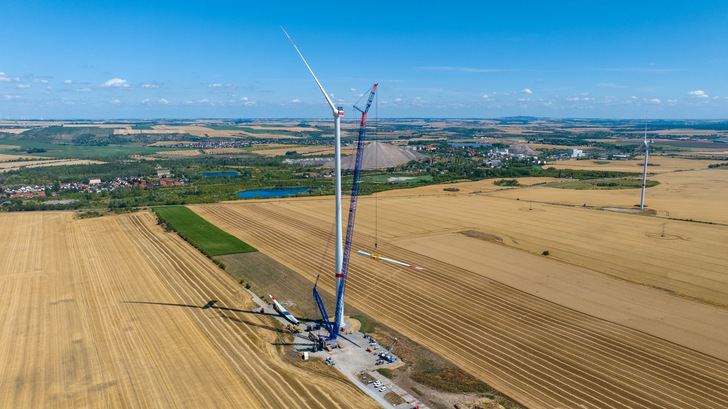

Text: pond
xmin=201 ymin=171 xmax=239 ymax=177
xmin=236 ymin=188 xmax=310 ymax=199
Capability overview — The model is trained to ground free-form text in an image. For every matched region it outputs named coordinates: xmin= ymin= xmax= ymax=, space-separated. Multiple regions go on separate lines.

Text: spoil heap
xmin=335 ymin=141 xmax=427 ymax=170
xmin=508 ymin=143 xmax=536 ymax=156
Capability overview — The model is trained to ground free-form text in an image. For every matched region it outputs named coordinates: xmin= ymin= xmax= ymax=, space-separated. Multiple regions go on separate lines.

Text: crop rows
xmin=0 ymin=212 xmax=375 ymax=409
xmin=193 ymin=201 xmax=728 ymax=409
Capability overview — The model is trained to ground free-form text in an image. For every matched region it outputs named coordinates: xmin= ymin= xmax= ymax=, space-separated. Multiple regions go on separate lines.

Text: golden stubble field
xmin=0 ymin=153 xmax=37 ymax=161
xmin=192 ymin=188 xmax=728 ymax=409
xmin=490 ymin=168 xmax=728 ymax=224
xmin=155 ymin=149 xmax=202 ymax=156
xmin=0 ymin=211 xmax=376 ymax=409
xmin=544 ymin=155 xmax=723 ymax=172
xmin=0 ymin=158 xmax=105 ymax=172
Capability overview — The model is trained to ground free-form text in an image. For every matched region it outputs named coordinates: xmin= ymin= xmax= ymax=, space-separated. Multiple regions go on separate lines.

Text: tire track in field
xmin=246 ymin=209 xmax=716 ymax=406
xmin=121 ymin=213 xmax=374 ymax=409
xmin=193 ymin=203 xmax=728 ymax=409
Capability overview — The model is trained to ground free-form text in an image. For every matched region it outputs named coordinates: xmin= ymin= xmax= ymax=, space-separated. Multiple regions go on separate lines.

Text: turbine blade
xmin=357 ymin=250 xmax=427 ymax=270
xmin=281 ymin=26 xmax=338 ymax=114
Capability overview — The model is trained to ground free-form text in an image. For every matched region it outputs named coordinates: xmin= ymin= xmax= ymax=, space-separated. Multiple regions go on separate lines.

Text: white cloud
xmin=75 ymin=88 xmax=92 ymax=92
xmin=349 ymin=88 xmax=357 ymax=92
xmin=16 ymin=84 xmax=30 ymax=89
xmin=198 ymin=99 xmax=209 ymax=103
xmin=291 ymin=99 xmax=301 ymax=103
xmin=650 ymin=98 xmax=661 ymax=104
xmin=33 ymin=79 xmax=48 ymax=83
xmin=159 ymin=98 xmax=169 ymax=104
xmin=482 ymin=94 xmax=490 ymax=99
xmin=207 ymin=83 xmax=237 ymax=89
xmin=687 ymin=90 xmax=708 ymax=98
xmin=64 ymin=79 xmax=73 ymax=84
xmin=240 ymin=96 xmax=249 ymax=101
xmin=140 ymin=98 xmax=151 ymax=104
xmin=244 ymin=101 xmax=255 ymax=106
xmin=141 ymin=83 xmax=160 ymax=88
xmin=521 ymin=88 xmax=533 ymax=94
xmin=394 ymin=97 xmax=403 ymax=103
xmin=110 ymin=99 xmax=121 ymax=104
xmin=0 ymin=72 xmax=10 ymax=82
xmin=666 ymin=99 xmax=678 ymax=103
xmin=103 ymin=78 xmax=130 ymax=88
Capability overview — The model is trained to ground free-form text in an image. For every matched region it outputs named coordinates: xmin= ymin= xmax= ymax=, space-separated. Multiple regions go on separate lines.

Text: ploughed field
xmin=0 ymin=211 xmax=376 ymax=409
xmin=193 ymin=194 xmax=728 ymax=409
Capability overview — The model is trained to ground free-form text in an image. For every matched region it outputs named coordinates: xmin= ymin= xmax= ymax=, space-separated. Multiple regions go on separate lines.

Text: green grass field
xmin=153 ymin=206 xmax=257 ymax=255
xmin=131 ymin=124 xmax=154 ymax=130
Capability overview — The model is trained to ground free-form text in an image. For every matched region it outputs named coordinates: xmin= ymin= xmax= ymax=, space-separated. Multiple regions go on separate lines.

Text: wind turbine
xmin=282 ymin=27 xmax=346 ymax=326
xmin=640 ymin=120 xmax=650 ymax=209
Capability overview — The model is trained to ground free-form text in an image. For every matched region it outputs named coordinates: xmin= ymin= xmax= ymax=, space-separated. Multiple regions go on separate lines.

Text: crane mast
xmin=313 ymin=83 xmax=378 ymax=340
xmin=333 ymin=83 xmax=378 ymax=334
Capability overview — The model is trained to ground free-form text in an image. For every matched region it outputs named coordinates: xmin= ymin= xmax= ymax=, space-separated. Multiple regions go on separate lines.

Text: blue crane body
xmin=313 ymin=83 xmax=378 ymax=340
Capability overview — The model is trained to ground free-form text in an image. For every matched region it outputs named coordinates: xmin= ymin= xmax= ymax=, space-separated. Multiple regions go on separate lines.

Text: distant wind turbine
xmin=640 ymin=120 xmax=650 ymax=209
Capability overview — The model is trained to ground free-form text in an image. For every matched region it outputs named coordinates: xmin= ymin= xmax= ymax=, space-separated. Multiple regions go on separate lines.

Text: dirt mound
xmin=331 ymin=141 xmax=427 ymax=170
xmin=460 ymin=230 xmax=503 ymax=243
xmin=508 ymin=143 xmax=536 ymax=156
xmin=455 ymin=397 xmax=505 ymax=409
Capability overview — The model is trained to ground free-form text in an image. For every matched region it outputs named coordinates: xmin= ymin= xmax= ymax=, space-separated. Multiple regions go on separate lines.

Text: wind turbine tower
xmin=640 ymin=121 xmax=650 ymax=210
xmin=282 ymin=27 xmax=346 ymax=326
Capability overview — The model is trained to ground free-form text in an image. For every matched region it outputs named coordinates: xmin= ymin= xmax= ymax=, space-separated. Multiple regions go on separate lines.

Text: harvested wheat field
xmin=203 ymin=147 xmax=244 ymax=154
xmin=490 ymin=168 xmax=728 ymax=224
xmin=0 ymin=159 xmax=105 ymax=172
xmin=155 ymin=149 xmax=201 ymax=156
xmin=192 ymin=192 xmax=728 ymax=409
xmin=252 ymin=146 xmax=356 ymax=157
xmin=373 ymin=177 xmax=566 ymax=197
xmin=0 ymin=153 xmax=40 ymax=161
xmin=545 ymin=156 xmax=722 ymax=172
xmin=0 ymin=211 xmax=376 ymax=409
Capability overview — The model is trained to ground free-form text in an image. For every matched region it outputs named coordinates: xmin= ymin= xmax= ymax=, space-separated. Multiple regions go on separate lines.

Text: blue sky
xmin=1 ymin=1 xmax=726 ymax=119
